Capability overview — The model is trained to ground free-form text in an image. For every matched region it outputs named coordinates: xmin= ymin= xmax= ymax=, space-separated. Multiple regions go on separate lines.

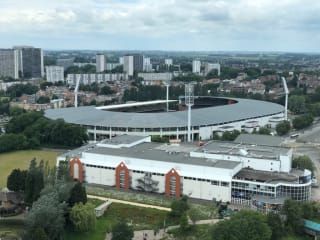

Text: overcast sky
xmin=0 ymin=0 xmax=319 ymax=52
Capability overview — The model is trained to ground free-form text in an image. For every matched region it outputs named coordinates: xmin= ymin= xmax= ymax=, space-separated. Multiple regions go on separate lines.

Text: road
xmin=87 ymin=194 xmax=171 ymax=212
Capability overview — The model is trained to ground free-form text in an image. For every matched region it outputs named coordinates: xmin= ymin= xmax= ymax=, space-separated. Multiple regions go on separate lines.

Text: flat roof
xmin=45 ymin=97 xmax=284 ymax=128
xmin=83 ymin=142 xmax=240 ymax=170
xmin=233 ymin=168 xmax=304 ymax=183
xmin=99 ymin=135 xmax=147 ymax=145
xmin=198 ymin=140 xmax=289 ymax=160
xmin=234 ymin=134 xmax=285 ymax=147
xmin=96 ymin=100 xmax=177 ymax=110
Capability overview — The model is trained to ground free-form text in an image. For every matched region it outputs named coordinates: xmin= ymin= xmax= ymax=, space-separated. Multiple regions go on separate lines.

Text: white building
xmin=45 ymin=66 xmax=64 ymax=83
xmin=138 ymin=72 xmax=172 ymax=85
xmin=123 ymin=55 xmax=134 ymax=77
xmin=143 ymin=57 xmax=153 ymax=72
xmin=106 ymin=63 xmax=121 ymax=71
xmin=192 ymin=60 xmax=201 ymax=74
xmin=0 ymin=49 xmax=19 ymax=79
xmin=119 ymin=57 xmax=124 ymax=65
xmin=205 ymin=63 xmax=221 ymax=76
xmin=67 ymin=73 xmax=128 ymax=85
xmin=96 ymin=54 xmax=106 ymax=73
xmin=165 ymin=59 xmax=173 ymax=66
xmin=59 ymin=134 xmax=312 ymax=209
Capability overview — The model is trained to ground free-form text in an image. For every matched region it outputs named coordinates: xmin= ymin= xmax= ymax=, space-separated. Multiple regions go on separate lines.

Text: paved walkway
xmin=87 ymin=194 xmax=171 ymax=212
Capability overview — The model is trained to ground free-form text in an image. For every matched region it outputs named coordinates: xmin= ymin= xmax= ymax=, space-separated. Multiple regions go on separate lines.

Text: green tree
xmin=170 ymin=195 xmax=190 ymax=218
xmin=7 ymin=169 xmax=27 ymax=192
xmin=70 ymin=202 xmax=96 ymax=232
xmin=179 ymin=213 xmax=190 ymax=232
xmin=292 ymin=114 xmax=314 ymax=130
xmin=267 ymin=212 xmax=284 ymax=240
xmin=25 ymin=191 xmax=66 ymax=240
xmin=258 ymin=127 xmax=271 ymax=135
xmin=292 ymin=155 xmax=315 ymax=174
xmin=0 ymin=133 xmax=28 ymax=153
xmin=31 ymin=227 xmax=48 ymax=240
xmin=288 ymin=95 xmax=306 ymax=114
xmin=68 ymin=182 xmax=87 ymax=207
xmin=111 ymin=221 xmax=134 ymax=240
xmin=282 ymin=199 xmax=303 ymax=234
xmin=25 ymin=159 xmax=45 ymax=205
xmin=276 ymin=121 xmax=291 ymax=136
xmin=211 ymin=210 xmax=271 ymax=240
xmin=37 ymin=96 xmax=50 ymax=104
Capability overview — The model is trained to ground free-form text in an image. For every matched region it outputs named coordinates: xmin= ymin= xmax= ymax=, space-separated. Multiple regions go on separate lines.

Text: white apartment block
xmin=123 ymin=56 xmax=134 ymax=76
xmin=205 ymin=63 xmax=221 ymax=76
xmin=45 ymin=66 xmax=64 ymax=83
xmin=165 ymin=59 xmax=173 ymax=66
xmin=192 ymin=60 xmax=201 ymax=74
xmin=96 ymin=54 xmax=106 ymax=73
xmin=0 ymin=49 xmax=19 ymax=79
xmin=143 ymin=57 xmax=153 ymax=72
xmin=67 ymin=73 xmax=128 ymax=85
xmin=138 ymin=72 xmax=173 ymax=85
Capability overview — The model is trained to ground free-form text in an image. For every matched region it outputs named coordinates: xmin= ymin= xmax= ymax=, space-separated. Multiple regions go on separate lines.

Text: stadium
xmin=45 ymin=96 xmax=285 ymax=141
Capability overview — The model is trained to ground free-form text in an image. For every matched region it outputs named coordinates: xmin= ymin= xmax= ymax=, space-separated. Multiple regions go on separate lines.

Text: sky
xmin=0 ymin=0 xmax=320 ymax=52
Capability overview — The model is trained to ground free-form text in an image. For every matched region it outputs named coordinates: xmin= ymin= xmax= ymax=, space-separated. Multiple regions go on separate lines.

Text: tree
xmin=7 ymin=169 xmax=27 ymax=192
xmin=188 ymin=207 xmax=200 ymax=225
xmin=179 ymin=213 xmax=190 ymax=232
xmin=292 ymin=114 xmax=314 ymax=130
xmin=25 ymin=191 xmax=66 ymax=240
xmin=25 ymin=159 xmax=45 ymax=205
xmin=220 ymin=130 xmax=240 ymax=141
xmin=170 ymin=195 xmax=189 ymax=218
xmin=31 ymin=227 xmax=48 ymax=240
xmin=276 ymin=121 xmax=291 ymax=136
xmin=211 ymin=210 xmax=271 ymax=240
xmin=36 ymin=96 xmax=50 ymax=104
xmin=288 ymin=95 xmax=307 ymax=114
xmin=292 ymin=155 xmax=315 ymax=174
xmin=267 ymin=212 xmax=284 ymax=240
xmin=258 ymin=127 xmax=271 ymax=135
xmin=70 ymin=203 xmax=96 ymax=232
xmin=68 ymin=182 xmax=87 ymax=207
xmin=282 ymin=199 xmax=303 ymax=235
xmin=111 ymin=221 xmax=134 ymax=240
xmin=0 ymin=133 xmax=28 ymax=153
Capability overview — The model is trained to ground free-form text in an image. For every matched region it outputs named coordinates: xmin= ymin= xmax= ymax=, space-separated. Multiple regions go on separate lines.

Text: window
xmin=221 ymin=182 xmax=229 ymax=187
xmin=211 ymin=180 xmax=219 ymax=186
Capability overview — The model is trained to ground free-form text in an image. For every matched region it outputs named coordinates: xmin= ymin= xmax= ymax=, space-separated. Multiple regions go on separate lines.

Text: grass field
xmin=64 ymin=202 xmax=178 ymax=240
xmin=0 ymin=150 xmax=60 ymax=187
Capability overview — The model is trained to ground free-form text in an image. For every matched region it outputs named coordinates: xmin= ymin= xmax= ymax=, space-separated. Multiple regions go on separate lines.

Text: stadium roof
xmin=45 ymin=97 xmax=284 ymax=128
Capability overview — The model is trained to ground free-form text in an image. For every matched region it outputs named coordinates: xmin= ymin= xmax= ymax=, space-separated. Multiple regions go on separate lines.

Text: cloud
xmin=0 ymin=0 xmax=319 ymax=51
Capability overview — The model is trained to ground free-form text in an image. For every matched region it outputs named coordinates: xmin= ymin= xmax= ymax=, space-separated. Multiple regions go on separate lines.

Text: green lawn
xmin=168 ymin=224 xmax=213 ymax=240
xmin=0 ymin=150 xmax=60 ymax=187
xmin=64 ymin=202 xmax=178 ymax=240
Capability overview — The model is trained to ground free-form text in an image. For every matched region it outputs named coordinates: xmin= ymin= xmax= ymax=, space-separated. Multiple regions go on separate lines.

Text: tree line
xmin=0 ymin=111 xmax=88 ymax=153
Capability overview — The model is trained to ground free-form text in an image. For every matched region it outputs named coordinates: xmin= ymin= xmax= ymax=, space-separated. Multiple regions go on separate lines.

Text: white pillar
xmin=285 ymin=93 xmax=288 ymax=121
xmin=166 ymin=84 xmax=169 ymax=112
xmin=109 ymin=127 xmax=112 ymax=139
xmin=176 ymin=128 xmax=179 ymax=140
xmin=187 ymin=105 xmax=192 ymax=142
xmin=94 ymin=126 xmax=97 ymax=142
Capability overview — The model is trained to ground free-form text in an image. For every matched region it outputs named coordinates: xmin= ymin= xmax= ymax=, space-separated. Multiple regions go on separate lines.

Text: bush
xmin=292 ymin=114 xmax=314 ymax=130
xmin=276 ymin=121 xmax=291 ymax=136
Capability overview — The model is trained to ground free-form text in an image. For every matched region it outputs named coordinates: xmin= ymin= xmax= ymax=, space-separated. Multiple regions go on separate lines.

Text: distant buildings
xmin=192 ymin=60 xmax=201 ymax=74
xmin=13 ymin=46 xmax=44 ymax=79
xmin=96 ymin=54 xmax=106 ymax=73
xmin=165 ymin=58 xmax=173 ymax=66
xmin=123 ymin=55 xmax=134 ymax=76
xmin=0 ymin=46 xmax=44 ymax=79
xmin=106 ymin=63 xmax=121 ymax=71
xmin=143 ymin=57 xmax=153 ymax=72
xmin=67 ymin=73 xmax=128 ymax=85
xmin=123 ymin=54 xmax=144 ymax=76
xmin=204 ymin=63 xmax=220 ymax=76
xmin=45 ymin=66 xmax=64 ymax=83
xmin=0 ymin=49 xmax=19 ymax=79
xmin=137 ymin=72 xmax=173 ymax=85
xmin=56 ymin=58 xmax=74 ymax=69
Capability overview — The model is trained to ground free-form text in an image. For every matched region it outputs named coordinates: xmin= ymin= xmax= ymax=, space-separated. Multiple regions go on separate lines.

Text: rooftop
xmin=197 ymin=140 xmax=290 ymax=160
xmin=233 ymin=168 xmax=305 ymax=184
xmin=99 ymin=135 xmax=147 ymax=146
xmin=81 ymin=142 xmax=241 ymax=170
xmin=234 ymin=134 xmax=285 ymax=147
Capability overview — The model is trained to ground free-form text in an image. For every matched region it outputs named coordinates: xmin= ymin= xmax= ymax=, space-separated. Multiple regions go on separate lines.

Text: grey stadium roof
xmin=45 ymin=98 xmax=284 ymax=129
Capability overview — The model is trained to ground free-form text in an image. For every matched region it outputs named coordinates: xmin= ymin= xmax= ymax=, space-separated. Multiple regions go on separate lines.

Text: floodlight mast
xmin=74 ymin=77 xmax=80 ymax=108
xmin=165 ymin=80 xmax=170 ymax=112
xmin=185 ymin=83 xmax=194 ymax=142
xmin=281 ymin=77 xmax=289 ymax=121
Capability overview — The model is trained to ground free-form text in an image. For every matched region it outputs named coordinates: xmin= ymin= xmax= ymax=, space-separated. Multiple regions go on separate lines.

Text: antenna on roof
xmin=281 ymin=77 xmax=289 ymax=121
xmin=185 ymin=83 xmax=194 ymax=142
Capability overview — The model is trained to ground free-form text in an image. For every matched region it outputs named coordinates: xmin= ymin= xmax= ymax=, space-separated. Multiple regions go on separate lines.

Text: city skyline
xmin=1 ymin=0 xmax=320 ymax=52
